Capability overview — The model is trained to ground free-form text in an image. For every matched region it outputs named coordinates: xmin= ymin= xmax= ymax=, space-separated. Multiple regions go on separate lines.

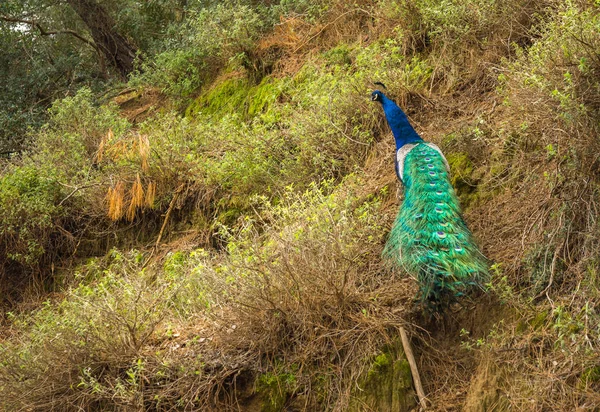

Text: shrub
xmin=0 ymin=250 xmax=191 ymax=410
xmin=197 ymin=180 xmax=412 ymax=409
xmin=0 ymin=88 xmax=129 ymax=285
xmin=0 ymin=165 xmax=62 ymax=267
xmin=0 ymin=179 xmax=414 ymax=410
xmin=477 ymin=0 xmax=600 ymax=288
xmin=35 ymin=88 xmax=130 ymax=179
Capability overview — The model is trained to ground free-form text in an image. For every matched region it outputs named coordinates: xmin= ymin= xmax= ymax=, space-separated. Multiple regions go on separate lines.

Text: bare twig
xmin=155 ymin=184 xmax=185 ymax=249
xmin=328 ymin=87 xmax=370 ymax=146
xmin=58 ymin=182 xmax=101 ymax=206
xmin=292 ymin=8 xmax=367 ymax=53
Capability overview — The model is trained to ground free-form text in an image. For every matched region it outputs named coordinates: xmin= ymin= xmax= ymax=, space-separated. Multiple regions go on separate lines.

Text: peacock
xmin=372 ymin=87 xmax=489 ymax=309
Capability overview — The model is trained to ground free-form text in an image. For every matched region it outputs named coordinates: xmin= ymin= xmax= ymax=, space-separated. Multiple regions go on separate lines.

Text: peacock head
xmin=371 ymin=90 xmax=384 ymax=102
xmin=370 ymin=84 xmax=423 ymax=148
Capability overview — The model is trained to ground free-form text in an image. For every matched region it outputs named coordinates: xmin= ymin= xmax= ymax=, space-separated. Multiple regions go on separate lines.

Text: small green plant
xmin=257 ymin=370 xmax=298 ymax=412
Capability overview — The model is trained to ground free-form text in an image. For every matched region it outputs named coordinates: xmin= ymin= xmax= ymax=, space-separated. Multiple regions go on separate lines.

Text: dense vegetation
xmin=1 ymin=0 xmax=600 ymax=410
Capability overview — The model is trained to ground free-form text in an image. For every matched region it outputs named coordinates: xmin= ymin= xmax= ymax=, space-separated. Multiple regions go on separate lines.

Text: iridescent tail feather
xmin=383 ymin=143 xmax=489 ymax=308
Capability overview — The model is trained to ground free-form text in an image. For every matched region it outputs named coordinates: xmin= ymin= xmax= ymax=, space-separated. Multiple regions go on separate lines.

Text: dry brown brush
xmin=0 ymin=182 xmax=420 ymax=411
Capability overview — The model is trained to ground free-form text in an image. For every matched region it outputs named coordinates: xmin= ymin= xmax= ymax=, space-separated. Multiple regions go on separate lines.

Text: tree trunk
xmin=66 ymin=0 xmax=137 ymax=78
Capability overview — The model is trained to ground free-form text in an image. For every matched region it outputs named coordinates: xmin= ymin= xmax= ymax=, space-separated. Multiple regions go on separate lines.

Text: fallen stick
xmin=399 ymin=326 xmax=427 ymax=409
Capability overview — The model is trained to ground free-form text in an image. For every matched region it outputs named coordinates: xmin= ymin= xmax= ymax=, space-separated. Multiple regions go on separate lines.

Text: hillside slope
xmin=1 ymin=0 xmax=600 ymax=410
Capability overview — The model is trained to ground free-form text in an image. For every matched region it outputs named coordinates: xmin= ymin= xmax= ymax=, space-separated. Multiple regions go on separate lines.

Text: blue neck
xmin=380 ymin=94 xmax=423 ymax=150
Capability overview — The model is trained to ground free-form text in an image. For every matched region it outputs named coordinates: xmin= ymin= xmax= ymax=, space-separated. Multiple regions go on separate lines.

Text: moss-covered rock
xmin=446 ymin=152 xmax=477 ymax=207
xmin=350 ymin=342 xmax=416 ymax=411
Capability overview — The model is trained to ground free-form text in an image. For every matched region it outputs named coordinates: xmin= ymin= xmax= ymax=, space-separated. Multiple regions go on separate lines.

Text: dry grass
xmin=189 ymin=185 xmax=418 ymax=409
xmin=256 ymin=2 xmax=396 ymax=77
xmin=0 ymin=185 xmax=423 ymax=411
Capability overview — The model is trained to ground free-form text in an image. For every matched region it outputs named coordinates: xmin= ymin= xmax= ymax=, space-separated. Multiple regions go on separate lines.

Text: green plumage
xmin=383 ymin=143 xmax=489 ymax=307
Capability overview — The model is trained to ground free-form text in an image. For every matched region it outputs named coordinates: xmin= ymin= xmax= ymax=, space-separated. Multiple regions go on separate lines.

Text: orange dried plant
xmin=107 ymin=180 xmax=125 ymax=221
xmin=126 ymin=174 xmax=145 ymax=221
xmin=145 ymin=181 xmax=156 ymax=208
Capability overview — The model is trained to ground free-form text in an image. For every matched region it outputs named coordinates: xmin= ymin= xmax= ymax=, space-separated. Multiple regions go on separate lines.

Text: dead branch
xmin=400 ymin=326 xmax=428 ymax=409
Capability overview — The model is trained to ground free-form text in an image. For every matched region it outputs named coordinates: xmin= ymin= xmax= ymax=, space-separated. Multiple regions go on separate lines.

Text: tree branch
xmin=0 ymin=14 xmax=98 ymax=51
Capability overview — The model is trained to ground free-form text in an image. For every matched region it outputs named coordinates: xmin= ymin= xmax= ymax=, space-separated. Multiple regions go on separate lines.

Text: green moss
xmin=368 ymin=353 xmax=392 ymax=378
xmin=395 ymin=359 xmax=413 ymax=397
xmin=185 ymin=77 xmax=250 ymax=118
xmin=530 ymin=310 xmax=549 ymax=330
xmin=351 ymin=342 xmax=416 ymax=411
xmin=515 ymin=321 xmax=527 ymax=334
xmin=248 ymin=77 xmax=281 ymax=119
xmin=185 ymin=75 xmax=282 ymax=122
xmin=446 ymin=153 xmax=474 ymax=185
xmin=517 ymin=310 xmax=548 ymax=334
xmin=446 ymin=152 xmax=477 ymax=207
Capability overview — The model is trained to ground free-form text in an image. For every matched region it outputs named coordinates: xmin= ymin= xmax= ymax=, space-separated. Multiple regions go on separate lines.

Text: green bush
xmin=0 ymin=165 xmax=62 ymax=266
xmin=134 ymin=48 xmax=209 ymax=97
xmin=503 ymin=2 xmax=600 ymax=126
xmin=35 ymin=88 xmax=130 ymax=178
xmin=131 ymin=49 xmax=384 ymax=224
xmin=0 ymin=88 xmax=129 ymax=270
xmin=0 ymin=177 xmax=400 ymax=410
xmin=488 ymin=1 xmax=600 ymax=290
xmin=0 ymin=249 xmax=195 ymax=410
